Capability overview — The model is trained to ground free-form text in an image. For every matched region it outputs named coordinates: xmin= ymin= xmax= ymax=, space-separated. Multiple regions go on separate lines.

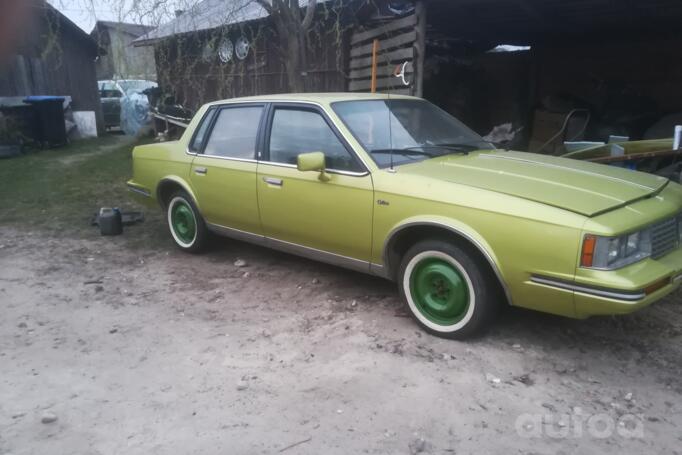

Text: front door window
xmin=268 ymin=108 xmax=364 ymax=173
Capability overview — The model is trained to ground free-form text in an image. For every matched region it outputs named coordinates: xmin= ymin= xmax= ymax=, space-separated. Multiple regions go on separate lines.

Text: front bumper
xmin=529 ymin=246 xmax=682 ymax=318
xmin=571 ymin=246 xmax=682 ymax=317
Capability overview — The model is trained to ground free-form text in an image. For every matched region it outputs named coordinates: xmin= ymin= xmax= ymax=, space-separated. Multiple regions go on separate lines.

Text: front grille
xmin=651 ymin=216 xmax=680 ymax=259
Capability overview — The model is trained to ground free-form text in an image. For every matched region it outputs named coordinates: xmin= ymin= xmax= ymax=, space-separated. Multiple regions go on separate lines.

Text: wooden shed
xmin=135 ymin=0 xmax=682 ymax=151
xmin=134 ymin=0 xmax=362 ymax=112
xmin=0 ymin=0 xmax=104 ymax=133
xmin=91 ymin=21 xmax=157 ymax=81
xmin=417 ymin=0 xmax=682 ymax=148
xmin=346 ymin=0 xmax=682 ymax=150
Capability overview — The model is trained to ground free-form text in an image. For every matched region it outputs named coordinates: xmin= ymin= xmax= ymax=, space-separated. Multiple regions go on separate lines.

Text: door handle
xmin=194 ymin=167 xmax=207 ymax=175
xmin=263 ymin=177 xmax=283 ymax=186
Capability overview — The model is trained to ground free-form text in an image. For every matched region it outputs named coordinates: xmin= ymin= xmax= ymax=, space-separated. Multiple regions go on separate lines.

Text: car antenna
xmin=388 ymin=85 xmax=395 ymax=172
xmin=376 ymin=42 xmax=396 ymax=173
xmin=374 ymin=39 xmax=404 ymax=173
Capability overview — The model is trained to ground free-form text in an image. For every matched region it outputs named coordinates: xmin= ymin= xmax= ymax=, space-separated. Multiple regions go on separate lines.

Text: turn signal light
xmin=581 ymin=235 xmax=597 ymax=268
xmin=645 ymin=277 xmax=671 ymax=295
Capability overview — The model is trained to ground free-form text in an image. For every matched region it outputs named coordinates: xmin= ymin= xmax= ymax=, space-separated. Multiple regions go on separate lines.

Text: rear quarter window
xmin=189 ymin=109 xmax=216 ymax=153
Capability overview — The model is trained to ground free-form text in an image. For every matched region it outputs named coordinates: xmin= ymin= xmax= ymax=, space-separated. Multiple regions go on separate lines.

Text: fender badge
xmin=377 ymin=199 xmax=390 ymax=206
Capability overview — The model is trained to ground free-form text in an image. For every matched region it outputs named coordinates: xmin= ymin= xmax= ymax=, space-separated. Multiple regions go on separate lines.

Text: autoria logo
xmin=515 ymin=407 xmax=644 ymax=439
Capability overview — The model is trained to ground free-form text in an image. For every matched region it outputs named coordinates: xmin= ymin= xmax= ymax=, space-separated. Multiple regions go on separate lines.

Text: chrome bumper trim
xmin=127 ymin=184 xmax=151 ymax=197
xmin=530 ymin=275 xmax=646 ymax=302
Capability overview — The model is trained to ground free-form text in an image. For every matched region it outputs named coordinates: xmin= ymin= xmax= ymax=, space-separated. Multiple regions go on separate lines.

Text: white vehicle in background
xmin=98 ymin=79 xmax=157 ymax=134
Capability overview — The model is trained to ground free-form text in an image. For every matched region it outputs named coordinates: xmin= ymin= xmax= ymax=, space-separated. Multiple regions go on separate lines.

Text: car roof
xmin=206 ymin=92 xmax=418 ymax=106
xmin=98 ymin=79 xmax=156 ymax=84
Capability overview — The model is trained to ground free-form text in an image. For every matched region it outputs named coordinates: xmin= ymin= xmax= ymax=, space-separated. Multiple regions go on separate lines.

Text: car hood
xmin=399 ymin=150 xmax=669 ymax=217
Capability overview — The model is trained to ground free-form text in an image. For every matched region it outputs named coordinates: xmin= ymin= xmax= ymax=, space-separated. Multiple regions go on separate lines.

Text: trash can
xmin=23 ymin=96 xmax=67 ymax=147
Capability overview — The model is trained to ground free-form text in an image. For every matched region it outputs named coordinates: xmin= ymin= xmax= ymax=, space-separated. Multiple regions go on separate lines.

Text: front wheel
xmin=166 ymin=191 xmax=208 ymax=253
xmin=398 ymin=240 xmax=499 ymax=339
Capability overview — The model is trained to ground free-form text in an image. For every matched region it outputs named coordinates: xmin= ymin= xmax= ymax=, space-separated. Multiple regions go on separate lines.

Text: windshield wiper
xmin=369 ymin=143 xmax=483 ymax=162
xmin=412 ymin=142 xmax=491 ymax=154
xmin=370 ymin=148 xmax=438 ymax=157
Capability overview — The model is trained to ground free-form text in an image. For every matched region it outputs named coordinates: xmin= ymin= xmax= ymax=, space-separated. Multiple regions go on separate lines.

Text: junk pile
xmin=527 ymin=93 xmax=682 ymax=181
xmin=562 ymin=136 xmax=682 ymax=183
xmin=145 ymin=87 xmax=194 ymax=141
xmin=0 ymin=95 xmax=98 ymax=158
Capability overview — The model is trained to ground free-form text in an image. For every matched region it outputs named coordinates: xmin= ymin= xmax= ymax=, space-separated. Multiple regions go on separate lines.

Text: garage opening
xmin=418 ymin=0 xmax=682 ymax=177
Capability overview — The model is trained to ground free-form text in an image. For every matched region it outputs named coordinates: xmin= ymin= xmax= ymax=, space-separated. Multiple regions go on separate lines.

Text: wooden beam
xmin=350 ymin=30 xmax=416 ymax=58
xmin=370 ymin=39 xmax=379 ymax=93
xmin=350 ymin=14 xmax=417 ymax=45
xmin=349 ymin=63 xmax=413 ymax=80
xmin=349 ymin=76 xmax=406 ymax=91
xmin=414 ymin=1 xmax=427 ymax=98
xmin=349 ymin=47 xmax=414 ymax=69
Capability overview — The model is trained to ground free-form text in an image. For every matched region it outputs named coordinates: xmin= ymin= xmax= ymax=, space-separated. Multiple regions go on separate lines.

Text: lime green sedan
xmin=127 ymin=93 xmax=682 ymax=339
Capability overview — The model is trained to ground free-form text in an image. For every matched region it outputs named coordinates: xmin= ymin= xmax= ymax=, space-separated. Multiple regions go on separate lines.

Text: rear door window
xmin=204 ymin=106 xmax=264 ymax=159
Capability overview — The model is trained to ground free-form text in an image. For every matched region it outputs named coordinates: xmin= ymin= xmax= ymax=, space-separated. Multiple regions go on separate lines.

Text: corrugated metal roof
xmin=94 ymin=21 xmax=156 ymax=37
xmin=204 ymin=92 xmax=416 ymax=105
xmin=134 ymin=0 xmax=313 ymax=45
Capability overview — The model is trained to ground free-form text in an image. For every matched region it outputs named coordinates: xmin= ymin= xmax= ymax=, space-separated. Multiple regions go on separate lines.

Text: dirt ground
xmin=1 ymin=138 xmax=682 ymax=454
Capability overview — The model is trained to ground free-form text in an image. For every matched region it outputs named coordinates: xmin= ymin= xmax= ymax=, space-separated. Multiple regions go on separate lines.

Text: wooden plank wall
xmin=347 ymin=11 xmax=421 ymax=96
xmin=0 ymin=11 xmax=105 ymax=133
xmin=154 ymin=22 xmax=348 ymax=112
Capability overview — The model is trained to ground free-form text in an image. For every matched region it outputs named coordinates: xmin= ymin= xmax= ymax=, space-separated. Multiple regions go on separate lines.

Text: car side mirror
xmin=297 ymin=152 xmax=330 ymax=182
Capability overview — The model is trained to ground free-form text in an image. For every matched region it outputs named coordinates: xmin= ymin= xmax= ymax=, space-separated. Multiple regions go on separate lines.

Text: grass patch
xmin=0 ymin=134 xmax=166 ymax=245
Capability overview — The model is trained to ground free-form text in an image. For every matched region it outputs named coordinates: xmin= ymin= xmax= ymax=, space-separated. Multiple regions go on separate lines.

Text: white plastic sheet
xmin=120 ymin=92 xmax=151 ymax=136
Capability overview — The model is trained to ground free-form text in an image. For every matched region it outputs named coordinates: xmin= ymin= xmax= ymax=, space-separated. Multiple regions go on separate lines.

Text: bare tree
xmin=254 ymin=0 xmax=318 ymax=92
xmin=44 ymin=0 xmax=349 ymax=107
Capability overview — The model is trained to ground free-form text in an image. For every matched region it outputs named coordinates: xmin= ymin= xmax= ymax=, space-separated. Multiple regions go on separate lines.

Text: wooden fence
xmin=347 ymin=3 xmax=426 ymax=96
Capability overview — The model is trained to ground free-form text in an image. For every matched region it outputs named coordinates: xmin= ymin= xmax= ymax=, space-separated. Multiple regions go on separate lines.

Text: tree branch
xmin=301 ymin=0 xmax=318 ymax=30
xmin=253 ymin=0 xmax=273 ymax=14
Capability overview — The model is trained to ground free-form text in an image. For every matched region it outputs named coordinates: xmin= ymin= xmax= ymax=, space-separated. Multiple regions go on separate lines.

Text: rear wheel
xmin=166 ymin=191 xmax=208 ymax=253
xmin=398 ymin=240 xmax=499 ymax=339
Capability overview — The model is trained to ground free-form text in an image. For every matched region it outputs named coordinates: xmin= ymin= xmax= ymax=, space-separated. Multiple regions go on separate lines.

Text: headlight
xmin=581 ymin=229 xmax=652 ymax=270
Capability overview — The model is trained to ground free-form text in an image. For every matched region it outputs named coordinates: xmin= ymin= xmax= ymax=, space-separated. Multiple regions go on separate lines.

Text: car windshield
xmin=332 ymin=99 xmax=494 ymax=168
xmin=118 ymin=80 xmax=157 ymax=96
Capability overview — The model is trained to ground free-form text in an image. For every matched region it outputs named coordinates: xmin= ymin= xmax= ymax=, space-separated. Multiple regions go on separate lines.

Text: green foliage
xmin=0 ymin=136 xmax=163 ymax=245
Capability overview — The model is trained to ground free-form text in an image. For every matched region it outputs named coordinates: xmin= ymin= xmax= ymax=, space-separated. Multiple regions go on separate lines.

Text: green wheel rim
xmin=409 ymin=257 xmax=470 ymax=325
xmin=171 ymin=200 xmax=196 ymax=245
